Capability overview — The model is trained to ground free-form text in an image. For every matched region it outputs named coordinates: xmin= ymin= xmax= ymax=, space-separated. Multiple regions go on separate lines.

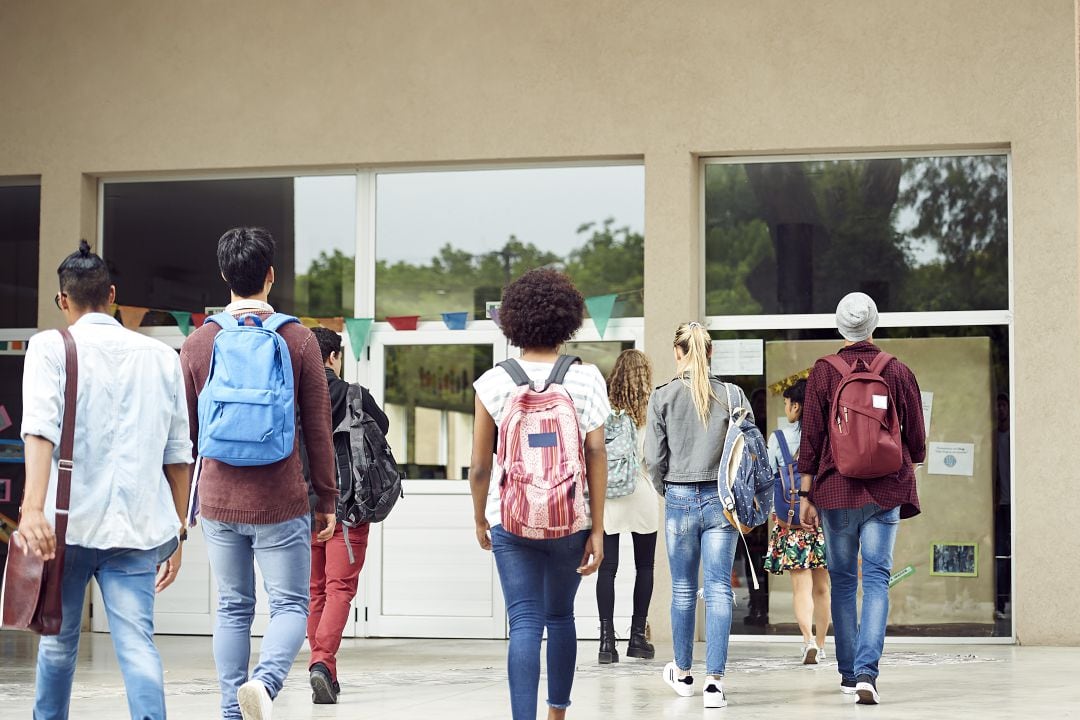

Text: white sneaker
xmin=801 ymin=642 xmax=819 ymax=665
xmin=855 ymin=676 xmax=880 ymax=705
xmin=703 ymin=678 xmax=727 ymax=708
xmin=237 ymin=678 xmax=274 ymax=719
xmin=663 ymin=661 xmax=695 ymax=697
xmin=818 ymin=646 xmax=828 ymax=662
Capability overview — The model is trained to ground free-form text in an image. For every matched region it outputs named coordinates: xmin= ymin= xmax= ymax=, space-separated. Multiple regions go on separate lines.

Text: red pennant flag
xmin=118 ymin=305 xmax=149 ymax=330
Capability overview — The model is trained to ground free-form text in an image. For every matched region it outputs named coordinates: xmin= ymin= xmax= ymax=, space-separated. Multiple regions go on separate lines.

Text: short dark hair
xmin=57 ymin=240 xmax=111 ymax=309
xmin=311 ymin=326 xmax=342 ymax=362
xmin=217 ymin=227 xmax=275 ymax=297
xmin=783 ymin=378 xmax=807 ymax=405
xmin=499 ymin=268 xmax=584 ymax=349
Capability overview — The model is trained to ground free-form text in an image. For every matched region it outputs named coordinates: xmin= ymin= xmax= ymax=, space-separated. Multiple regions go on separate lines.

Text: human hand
xmin=315 ymin=512 xmax=336 ymax=542
xmin=155 ymin=544 xmax=182 ymax=593
xmin=15 ymin=509 xmax=56 ymax=561
xmin=475 ymin=518 xmax=491 ymax=551
xmin=800 ymin=501 xmax=819 ymax=529
xmin=578 ymin=530 xmax=604 ymax=576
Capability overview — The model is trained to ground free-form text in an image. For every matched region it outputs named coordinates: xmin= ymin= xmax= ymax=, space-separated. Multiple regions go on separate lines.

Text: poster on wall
xmin=931 ymin=542 xmax=978 ymax=577
xmin=921 ymin=391 xmax=933 ymax=436
xmin=927 ymin=442 xmax=975 ymax=476
xmin=711 ymin=339 xmax=764 ymax=376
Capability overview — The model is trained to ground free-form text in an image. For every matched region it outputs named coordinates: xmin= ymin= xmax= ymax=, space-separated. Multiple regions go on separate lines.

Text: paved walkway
xmin=2 ymin=633 xmax=1078 ymax=718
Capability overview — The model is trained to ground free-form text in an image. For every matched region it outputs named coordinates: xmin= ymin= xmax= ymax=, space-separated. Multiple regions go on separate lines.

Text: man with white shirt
xmin=16 ymin=240 xmax=193 ymax=720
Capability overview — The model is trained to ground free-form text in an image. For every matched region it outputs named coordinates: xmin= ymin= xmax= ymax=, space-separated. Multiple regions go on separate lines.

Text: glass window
xmin=0 ymin=352 xmax=27 ymax=574
xmin=384 ymin=344 xmax=493 ymax=480
xmin=708 ymin=325 xmax=1010 ymax=637
xmin=375 ymin=165 xmax=644 ymax=320
xmin=103 ymin=176 xmax=356 ymax=323
xmin=0 ymin=184 xmax=40 ymax=328
xmin=704 ymin=154 xmax=1009 ymax=315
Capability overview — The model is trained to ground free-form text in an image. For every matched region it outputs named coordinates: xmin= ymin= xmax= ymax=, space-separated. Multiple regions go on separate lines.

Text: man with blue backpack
xmin=181 ymin=227 xmax=338 ymax=720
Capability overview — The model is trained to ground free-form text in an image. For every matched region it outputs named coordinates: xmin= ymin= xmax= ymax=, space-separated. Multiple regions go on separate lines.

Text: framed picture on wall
xmin=0 ymin=440 xmax=24 ymax=464
xmin=930 ymin=542 xmax=978 ymax=577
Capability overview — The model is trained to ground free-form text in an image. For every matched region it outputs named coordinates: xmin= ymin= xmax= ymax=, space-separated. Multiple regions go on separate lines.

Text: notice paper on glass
xmin=710 ymin=339 xmax=764 ymax=376
xmin=927 ymin=442 xmax=975 ymax=476
xmin=921 ymin=391 xmax=933 ymax=437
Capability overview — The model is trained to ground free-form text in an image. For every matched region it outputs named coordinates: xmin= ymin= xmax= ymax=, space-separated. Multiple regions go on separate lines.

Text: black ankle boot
xmin=598 ymin=619 xmax=619 ymax=664
xmin=626 ymin=615 xmax=655 ymax=659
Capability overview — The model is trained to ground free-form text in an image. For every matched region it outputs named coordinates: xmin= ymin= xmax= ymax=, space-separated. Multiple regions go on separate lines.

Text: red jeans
xmin=307 ymin=522 xmax=370 ymax=678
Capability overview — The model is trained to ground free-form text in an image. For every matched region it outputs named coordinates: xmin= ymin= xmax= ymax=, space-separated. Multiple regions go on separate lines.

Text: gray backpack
xmin=604 ymin=410 xmax=639 ymax=498
xmin=335 ymin=384 xmax=404 ymax=528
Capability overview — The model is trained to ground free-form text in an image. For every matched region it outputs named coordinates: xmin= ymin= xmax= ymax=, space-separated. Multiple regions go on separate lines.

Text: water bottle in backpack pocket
xmin=198 ymin=312 xmax=299 ymax=467
xmin=604 ymin=410 xmax=639 ymax=499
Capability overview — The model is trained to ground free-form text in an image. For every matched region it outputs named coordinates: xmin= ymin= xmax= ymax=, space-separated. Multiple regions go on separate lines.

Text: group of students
xmin=470 ymin=272 xmax=926 ymax=718
xmin=9 ymin=227 xmax=925 ymax=720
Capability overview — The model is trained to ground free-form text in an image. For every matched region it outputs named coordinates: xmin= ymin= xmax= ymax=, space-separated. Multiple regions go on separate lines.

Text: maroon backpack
xmin=822 ymin=352 xmax=903 ymax=479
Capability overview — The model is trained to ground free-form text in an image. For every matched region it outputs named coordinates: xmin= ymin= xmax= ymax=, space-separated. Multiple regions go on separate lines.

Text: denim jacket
xmin=644 ymin=375 xmax=753 ymax=495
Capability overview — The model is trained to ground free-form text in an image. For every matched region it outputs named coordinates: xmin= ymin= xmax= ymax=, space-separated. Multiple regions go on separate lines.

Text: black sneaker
xmin=855 ymin=674 xmax=880 ymax=705
xmin=840 ymin=677 xmax=858 ymax=695
xmin=309 ymin=662 xmax=338 ymax=705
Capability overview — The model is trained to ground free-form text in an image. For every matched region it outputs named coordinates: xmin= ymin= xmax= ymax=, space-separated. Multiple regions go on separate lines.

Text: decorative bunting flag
xmin=169 ymin=311 xmax=194 ymax=336
xmin=300 ymin=317 xmax=320 ymax=329
xmin=9 ymin=341 xmax=22 ymax=350
xmin=192 ymin=313 xmax=208 ymax=329
xmin=0 ymin=342 xmax=6 ymax=351
xmin=584 ymin=293 xmax=618 ymax=339
xmin=345 ymin=318 xmax=374 ymax=361
xmin=118 ymin=305 xmax=149 ymax=331
xmin=108 ymin=303 xmax=119 ymax=318
xmin=318 ymin=317 xmax=344 ymax=332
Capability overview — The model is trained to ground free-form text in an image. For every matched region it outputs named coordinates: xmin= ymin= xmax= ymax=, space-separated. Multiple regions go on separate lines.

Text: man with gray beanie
xmin=795 ymin=292 xmax=926 ymax=706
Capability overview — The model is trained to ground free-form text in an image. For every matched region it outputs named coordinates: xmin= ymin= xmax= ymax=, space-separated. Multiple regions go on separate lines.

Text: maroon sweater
xmin=180 ymin=311 xmax=337 ymax=525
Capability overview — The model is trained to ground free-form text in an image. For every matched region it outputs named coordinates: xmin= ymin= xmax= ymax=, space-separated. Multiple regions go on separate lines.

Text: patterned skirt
xmin=763 ymin=521 xmax=828 ymax=574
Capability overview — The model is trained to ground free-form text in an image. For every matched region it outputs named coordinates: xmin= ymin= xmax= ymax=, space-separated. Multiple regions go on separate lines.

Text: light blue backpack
xmin=198 ymin=312 xmax=300 ymax=466
xmin=604 ymin=410 xmax=639 ymax=498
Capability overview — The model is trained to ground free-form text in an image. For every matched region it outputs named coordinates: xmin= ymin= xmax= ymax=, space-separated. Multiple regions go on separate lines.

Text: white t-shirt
xmin=473 ymin=359 xmax=611 ymax=528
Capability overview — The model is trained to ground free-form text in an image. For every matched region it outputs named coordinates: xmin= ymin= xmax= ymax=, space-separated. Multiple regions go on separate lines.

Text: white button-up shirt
xmin=21 ymin=313 xmax=193 ymax=550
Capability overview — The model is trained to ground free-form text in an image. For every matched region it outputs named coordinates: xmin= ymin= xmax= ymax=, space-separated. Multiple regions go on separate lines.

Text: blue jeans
xmin=664 ymin=482 xmax=738 ymax=677
xmin=490 ymin=524 xmax=587 ymax=720
xmin=202 ymin=516 xmax=311 ymax=720
xmin=35 ymin=544 xmax=166 ymax=720
xmin=820 ymin=503 xmax=900 ymax=681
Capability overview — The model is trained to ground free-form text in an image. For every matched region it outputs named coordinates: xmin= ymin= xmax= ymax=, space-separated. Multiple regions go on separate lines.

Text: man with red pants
xmin=304 ymin=327 xmax=389 ymax=704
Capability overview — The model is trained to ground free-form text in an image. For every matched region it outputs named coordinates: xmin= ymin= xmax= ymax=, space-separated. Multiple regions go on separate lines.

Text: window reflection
xmin=704 ymin=155 xmax=1009 ymax=315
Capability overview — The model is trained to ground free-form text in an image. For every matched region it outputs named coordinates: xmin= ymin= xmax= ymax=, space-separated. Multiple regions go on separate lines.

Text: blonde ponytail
xmin=674 ymin=322 xmax=716 ymax=426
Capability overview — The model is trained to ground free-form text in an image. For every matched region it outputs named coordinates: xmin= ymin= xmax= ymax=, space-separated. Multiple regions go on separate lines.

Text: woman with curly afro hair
xmin=470 ymin=268 xmax=611 ymax=720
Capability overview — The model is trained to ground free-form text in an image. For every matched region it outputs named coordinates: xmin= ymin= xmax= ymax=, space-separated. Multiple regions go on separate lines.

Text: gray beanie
xmin=835 ymin=292 xmax=878 ymax=342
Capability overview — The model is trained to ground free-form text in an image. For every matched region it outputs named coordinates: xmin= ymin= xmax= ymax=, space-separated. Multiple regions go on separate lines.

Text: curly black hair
xmin=499 ymin=268 xmax=584 ymax=349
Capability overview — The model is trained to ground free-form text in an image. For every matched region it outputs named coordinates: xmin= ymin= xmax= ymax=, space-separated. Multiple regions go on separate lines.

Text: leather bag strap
xmin=54 ymin=329 xmax=78 ymax=547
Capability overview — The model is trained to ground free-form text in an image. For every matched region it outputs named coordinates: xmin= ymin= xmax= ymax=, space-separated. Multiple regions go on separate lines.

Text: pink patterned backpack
xmin=495 ymin=356 xmax=588 ymax=539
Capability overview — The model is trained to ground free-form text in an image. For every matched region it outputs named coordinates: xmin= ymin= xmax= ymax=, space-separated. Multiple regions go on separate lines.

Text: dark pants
xmin=994 ymin=505 xmax=1011 ymax=613
xmin=596 ymin=531 xmax=657 ymax=621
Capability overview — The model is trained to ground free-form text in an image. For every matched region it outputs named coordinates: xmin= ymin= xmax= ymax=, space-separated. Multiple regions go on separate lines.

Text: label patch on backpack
xmin=528 ymin=432 xmax=558 ymax=448
xmin=872 ymin=394 xmax=888 ymax=409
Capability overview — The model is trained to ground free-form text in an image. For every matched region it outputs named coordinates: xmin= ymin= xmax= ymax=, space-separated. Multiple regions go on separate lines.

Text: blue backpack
xmin=717 ymin=382 xmax=774 ymax=588
xmin=198 ymin=312 xmax=300 ymax=466
xmin=772 ymin=428 xmax=803 ymax=529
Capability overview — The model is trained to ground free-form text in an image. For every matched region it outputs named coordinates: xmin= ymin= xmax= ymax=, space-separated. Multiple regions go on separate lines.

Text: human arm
xmin=17 ymin=436 xmax=57 ymax=560
xmin=898 ymin=367 xmax=927 ymax=465
xmin=643 ymin=394 xmax=669 ymax=496
xmin=579 ymin=425 xmax=606 ymax=575
xmin=298 ymin=335 xmax=337 ymax=541
xmin=155 ymin=462 xmax=190 ymax=592
xmin=468 ymin=394 xmax=496 ymax=550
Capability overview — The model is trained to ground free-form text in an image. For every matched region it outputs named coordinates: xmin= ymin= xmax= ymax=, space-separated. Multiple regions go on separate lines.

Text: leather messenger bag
xmin=0 ymin=328 xmax=77 ymax=635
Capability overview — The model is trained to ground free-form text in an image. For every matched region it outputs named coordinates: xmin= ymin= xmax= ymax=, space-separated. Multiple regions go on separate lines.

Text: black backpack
xmin=335 ymin=384 xmax=404 ymax=526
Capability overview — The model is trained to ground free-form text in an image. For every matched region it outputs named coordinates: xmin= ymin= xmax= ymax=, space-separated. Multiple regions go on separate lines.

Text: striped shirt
xmin=473 ymin=359 xmax=611 ymax=528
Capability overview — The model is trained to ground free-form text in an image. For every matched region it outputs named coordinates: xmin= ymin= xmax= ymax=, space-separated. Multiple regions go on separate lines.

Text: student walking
xmin=16 ymin=241 xmax=192 ymax=720
xmin=469 ymin=268 xmax=608 ymax=720
xmin=596 ymin=349 xmax=658 ymax=664
xmin=798 ymin=292 xmax=926 ymax=705
xmin=762 ymin=379 xmax=831 ymax=663
xmin=304 ymin=327 xmax=389 ymax=704
xmin=181 ymin=227 xmax=338 ymax=720
xmin=645 ymin=321 xmax=753 ymax=709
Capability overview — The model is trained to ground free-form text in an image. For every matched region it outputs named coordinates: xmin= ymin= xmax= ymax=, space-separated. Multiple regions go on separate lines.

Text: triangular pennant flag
xmin=585 ymin=293 xmax=618 ymax=339
xmin=300 ymin=316 xmax=319 ymax=329
xmin=0 ymin=341 xmax=7 ymax=351
xmin=118 ymin=305 xmax=149 ymax=330
xmin=192 ymin=312 xmax=208 ymax=329
xmin=318 ymin=317 xmax=344 ymax=332
xmin=169 ymin=311 xmax=193 ymax=336
xmin=108 ymin=303 xmax=119 ymax=318
xmin=345 ymin=318 xmax=374 ymax=361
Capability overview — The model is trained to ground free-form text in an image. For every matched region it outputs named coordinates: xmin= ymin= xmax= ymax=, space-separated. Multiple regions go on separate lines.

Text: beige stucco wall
xmin=1 ymin=0 xmax=1078 ymax=644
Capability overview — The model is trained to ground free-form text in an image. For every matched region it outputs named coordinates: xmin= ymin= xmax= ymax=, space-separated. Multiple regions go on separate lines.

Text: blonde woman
xmin=596 ymin=349 xmax=659 ymax=664
xmin=645 ymin=322 xmax=752 ymax=709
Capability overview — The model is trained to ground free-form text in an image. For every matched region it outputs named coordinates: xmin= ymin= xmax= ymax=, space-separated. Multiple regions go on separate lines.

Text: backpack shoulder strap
xmin=773 ymin=429 xmax=795 ymax=466
xmin=262 ymin=313 xmax=300 ymax=333
xmin=867 ymin=351 xmax=895 ymax=375
xmin=546 ymin=354 xmax=581 ymax=387
xmin=496 ymin=358 xmax=532 ymax=387
xmin=822 ymin=354 xmax=854 ymax=377
xmin=206 ymin=311 xmax=237 ymax=329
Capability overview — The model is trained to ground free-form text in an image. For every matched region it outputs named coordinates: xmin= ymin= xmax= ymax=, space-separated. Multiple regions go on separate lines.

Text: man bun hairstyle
xmin=217 ymin=227 xmax=275 ymax=298
xmin=498 ymin=268 xmax=585 ymax=349
xmin=311 ymin=326 xmax=343 ymax=363
xmin=57 ymin=239 xmax=111 ymax=309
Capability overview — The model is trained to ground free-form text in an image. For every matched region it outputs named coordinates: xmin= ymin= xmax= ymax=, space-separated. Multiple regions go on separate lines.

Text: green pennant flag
xmin=0 ymin=341 xmax=7 ymax=351
xmin=585 ymin=293 xmax=618 ymax=339
xmin=169 ymin=311 xmax=193 ymax=336
xmin=345 ymin=318 xmax=375 ymax=361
